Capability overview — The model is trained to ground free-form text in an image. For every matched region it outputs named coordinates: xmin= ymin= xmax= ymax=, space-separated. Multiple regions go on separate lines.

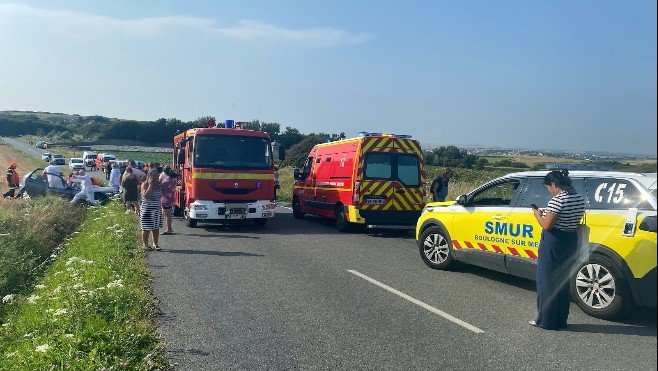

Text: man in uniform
xmin=3 ymin=162 xmax=20 ymax=199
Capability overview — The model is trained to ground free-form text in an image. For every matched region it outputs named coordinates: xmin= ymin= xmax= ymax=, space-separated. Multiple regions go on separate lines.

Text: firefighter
xmin=3 ymin=162 xmax=20 ymax=199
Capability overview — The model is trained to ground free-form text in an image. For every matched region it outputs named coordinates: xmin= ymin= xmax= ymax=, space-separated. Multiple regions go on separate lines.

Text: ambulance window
xmin=325 ymin=157 xmax=332 ymax=162
xmin=316 ymin=158 xmax=321 ymax=163
xmin=397 ymin=155 xmax=420 ymax=186
xmin=364 ymin=153 xmax=392 ymax=179
xmin=470 ymin=180 xmax=520 ymax=206
xmin=302 ymin=157 xmax=313 ymax=175
xmin=585 ymin=178 xmax=653 ymax=210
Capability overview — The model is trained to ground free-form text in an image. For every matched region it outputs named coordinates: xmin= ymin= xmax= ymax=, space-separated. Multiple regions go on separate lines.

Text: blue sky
xmin=1 ymin=1 xmax=656 ymax=155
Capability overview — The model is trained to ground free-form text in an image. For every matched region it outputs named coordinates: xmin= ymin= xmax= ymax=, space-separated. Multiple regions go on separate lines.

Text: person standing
xmin=3 ymin=162 xmax=20 ymax=199
xmin=431 ymin=168 xmax=453 ymax=202
xmin=104 ymin=161 xmax=112 ymax=181
xmin=160 ymin=167 xmax=178 ymax=235
xmin=140 ymin=169 xmax=163 ymax=251
xmin=530 ymin=169 xmax=585 ymax=330
xmin=121 ymin=166 xmax=140 ymax=215
xmin=43 ymin=162 xmax=64 ymax=188
xmin=108 ymin=162 xmax=121 ymax=192
xmin=70 ymin=170 xmax=95 ymax=205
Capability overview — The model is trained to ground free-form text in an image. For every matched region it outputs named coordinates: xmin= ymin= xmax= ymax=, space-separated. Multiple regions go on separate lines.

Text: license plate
xmin=226 ymin=214 xmax=246 ymax=220
xmin=364 ymin=195 xmax=386 ymax=205
xmin=230 ymin=208 xmax=246 ymax=214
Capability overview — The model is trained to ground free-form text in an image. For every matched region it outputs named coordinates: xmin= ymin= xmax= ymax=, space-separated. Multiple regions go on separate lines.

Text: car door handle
xmin=492 ymin=215 xmax=506 ymax=220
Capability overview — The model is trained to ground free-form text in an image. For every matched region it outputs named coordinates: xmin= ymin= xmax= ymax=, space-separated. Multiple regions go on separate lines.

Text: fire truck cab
xmin=292 ymin=132 xmax=426 ymax=232
xmin=173 ymin=120 xmax=276 ymax=228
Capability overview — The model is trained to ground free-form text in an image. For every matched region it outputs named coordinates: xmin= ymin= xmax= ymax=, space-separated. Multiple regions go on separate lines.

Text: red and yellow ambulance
xmin=292 ymin=132 xmax=426 ymax=232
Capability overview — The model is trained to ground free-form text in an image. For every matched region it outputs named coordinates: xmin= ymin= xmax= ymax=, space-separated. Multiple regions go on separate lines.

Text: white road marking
xmin=347 ymin=270 xmax=484 ymax=334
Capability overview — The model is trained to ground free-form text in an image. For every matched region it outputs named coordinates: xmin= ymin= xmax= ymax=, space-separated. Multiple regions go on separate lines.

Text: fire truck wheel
xmin=184 ymin=210 xmax=198 ymax=228
xmin=253 ymin=218 xmax=267 ymax=227
xmin=292 ymin=198 xmax=305 ymax=219
xmin=335 ymin=207 xmax=352 ymax=233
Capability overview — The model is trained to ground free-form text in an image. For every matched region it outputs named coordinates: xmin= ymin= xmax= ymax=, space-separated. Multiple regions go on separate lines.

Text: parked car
xmin=18 ymin=168 xmax=117 ymax=205
xmin=36 ymin=141 xmax=47 ymax=149
xmin=41 ymin=152 xmax=52 ymax=161
xmin=416 ymin=170 xmax=657 ymax=320
xmin=50 ymin=154 xmax=66 ymax=165
xmin=69 ymin=158 xmax=85 ymax=170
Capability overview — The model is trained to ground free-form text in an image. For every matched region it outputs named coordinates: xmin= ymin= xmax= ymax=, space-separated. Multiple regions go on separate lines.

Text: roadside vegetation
xmin=0 ymin=199 xmax=168 ymax=370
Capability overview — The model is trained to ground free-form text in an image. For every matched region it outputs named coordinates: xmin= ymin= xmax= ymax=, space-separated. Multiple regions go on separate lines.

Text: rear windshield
xmin=363 ymin=153 xmax=420 ymax=186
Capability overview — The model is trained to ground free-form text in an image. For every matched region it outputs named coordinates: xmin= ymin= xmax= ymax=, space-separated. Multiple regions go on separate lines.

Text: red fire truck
xmin=173 ymin=120 xmax=276 ymax=228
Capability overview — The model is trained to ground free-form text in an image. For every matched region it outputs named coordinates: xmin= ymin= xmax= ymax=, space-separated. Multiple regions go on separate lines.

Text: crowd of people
xmin=3 ymin=158 xmax=179 ymax=252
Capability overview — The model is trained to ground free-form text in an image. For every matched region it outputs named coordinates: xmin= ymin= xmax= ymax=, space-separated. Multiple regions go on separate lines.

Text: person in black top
xmin=430 ymin=168 xmax=453 ymax=202
xmin=529 ymin=169 xmax=585 ymax=330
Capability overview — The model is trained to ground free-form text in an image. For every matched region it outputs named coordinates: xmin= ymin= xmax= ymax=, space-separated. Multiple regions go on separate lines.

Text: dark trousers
xmin=3 ymin=186 xmax=17 ymax=198
xmin=535 ymin=228 xmax=577 ymax=329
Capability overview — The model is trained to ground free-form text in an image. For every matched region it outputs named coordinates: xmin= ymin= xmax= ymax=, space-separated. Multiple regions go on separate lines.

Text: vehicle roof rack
xmin=357 ymin=132 xmax=412 ymax=139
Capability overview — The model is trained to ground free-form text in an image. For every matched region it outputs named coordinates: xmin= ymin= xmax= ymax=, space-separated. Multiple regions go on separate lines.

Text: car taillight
xmin=353 ymin=181 xmax=360 ymax=203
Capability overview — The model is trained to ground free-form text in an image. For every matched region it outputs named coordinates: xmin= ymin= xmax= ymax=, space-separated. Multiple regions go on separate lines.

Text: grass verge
xmin=0 ymin=200 xmax=168 ymax=370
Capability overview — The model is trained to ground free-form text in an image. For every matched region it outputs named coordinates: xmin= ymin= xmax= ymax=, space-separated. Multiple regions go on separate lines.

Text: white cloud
xmin=0 ymin=3 xmax=372 ymax=46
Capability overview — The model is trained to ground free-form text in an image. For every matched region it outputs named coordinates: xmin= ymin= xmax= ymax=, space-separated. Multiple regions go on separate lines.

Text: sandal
xmin=528 ymin=320 xmax=541 ymax=328
xmin=153 ymin=245 xmax=162 ymax=251
xmin=162 ymin=231 xmax=174 ymax=235
xmin=143 ymin=246 xmax=153 ymax=251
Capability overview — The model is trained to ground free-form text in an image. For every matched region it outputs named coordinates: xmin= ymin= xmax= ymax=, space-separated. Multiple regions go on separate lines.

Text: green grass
xmin=0 ymin=200 xmax=168 ymax=370
xmin=109 ymin=152 xmax=172 ymax=167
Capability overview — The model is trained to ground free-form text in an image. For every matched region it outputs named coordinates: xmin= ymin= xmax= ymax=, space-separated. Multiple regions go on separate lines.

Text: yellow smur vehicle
xmin=416 ymin=171 xmax=657 ymax=319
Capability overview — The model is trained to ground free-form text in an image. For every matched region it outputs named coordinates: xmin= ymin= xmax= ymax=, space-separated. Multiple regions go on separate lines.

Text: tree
xmin=281 ymin=134 xmax=328 ymax=167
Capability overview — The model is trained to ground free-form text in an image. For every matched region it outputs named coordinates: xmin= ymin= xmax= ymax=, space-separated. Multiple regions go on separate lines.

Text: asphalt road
xmin=4 ymin=137 xmax=656 ymax=370
xmin=149 ymin=210 xmax=656 ymax=371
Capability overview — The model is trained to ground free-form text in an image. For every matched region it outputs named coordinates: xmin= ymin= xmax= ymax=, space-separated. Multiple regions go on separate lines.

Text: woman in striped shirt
xmin=530 ymin=169 xmax=585 ymax=330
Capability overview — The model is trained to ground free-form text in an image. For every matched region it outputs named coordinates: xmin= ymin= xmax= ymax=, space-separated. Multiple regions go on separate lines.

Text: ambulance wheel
xmin=418 ymin=225 xmax=454 ymax=270
xmin=253 ymin=218 xmax=267 ymax=227
xmin=184 ymin=210 xmax=198 ymax=228
xmin=335 ymin=207 xmax=352 ymax=233
xmin=292 ymin=198 xmax=305 ymax=219
xmin=571 ymin=254 xmax=634 ymax=320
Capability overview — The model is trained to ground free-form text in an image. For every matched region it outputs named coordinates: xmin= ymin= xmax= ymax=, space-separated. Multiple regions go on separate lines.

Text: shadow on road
xmin=563 ymin=320 xmax=656 ymax=337
xmin=162 ymin=249 xmax=264 ymax=257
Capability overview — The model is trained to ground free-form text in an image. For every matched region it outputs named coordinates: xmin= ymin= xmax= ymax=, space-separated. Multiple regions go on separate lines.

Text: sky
xmin=0 ymin=1 xmax=656 ymax=155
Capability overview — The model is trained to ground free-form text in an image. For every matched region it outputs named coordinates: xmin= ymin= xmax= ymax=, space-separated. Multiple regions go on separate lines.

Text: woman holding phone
xmin=530 ymin=169 xmax=585 ymax=330
xmin=140 ymin=169 xmax=164 ymax=251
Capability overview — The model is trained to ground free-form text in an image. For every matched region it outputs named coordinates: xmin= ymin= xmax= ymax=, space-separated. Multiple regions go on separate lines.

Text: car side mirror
xmin=293 ymin=168 xmax=301 ymax=180
xmin=457 ymin=195 xmax=468 ymax=206
xmin=639 ymin=216 xmax=657 ymax=233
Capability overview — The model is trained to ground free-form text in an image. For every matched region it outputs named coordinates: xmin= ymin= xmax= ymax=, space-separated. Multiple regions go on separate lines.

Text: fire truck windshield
xmin=194 ymin=134 xmax=273 ymax=170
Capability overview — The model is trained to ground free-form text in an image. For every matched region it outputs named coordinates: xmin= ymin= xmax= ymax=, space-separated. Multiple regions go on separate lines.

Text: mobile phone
xmin=530 ymin=203 xmax=539 ymax=210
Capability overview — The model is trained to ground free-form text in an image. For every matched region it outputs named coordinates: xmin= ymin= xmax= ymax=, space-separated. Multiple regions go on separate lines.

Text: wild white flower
xmin=24 ymin=332 xmax=33 ymax=337
xmin=64 ymin=334 xmax=74 ymax=338
xmin=107 ymin=279 xmax=124 ymax=289
xmin=81 ymin=259 xmax=94 ymax=265
xmin=52 ymin=286 xmax=62 ymax=294
xmin=5 ymin=351 xmax=17 ymax=357
xmin=2 ymin=322 xmax=11 ymax=327
xmin=66 ymin=267 xmax=76 ymax=272
xmin=66 ymin=257 xmax=81 ymax=265
xmin=35 ymin=344 xmax=50 ymax=352
xmin=35 ymin=284 xmax=46 ymax=290
xmin=53 ymin=308 xmax=68 ymax=316
xmin=27 ymin=295 xmax=41 ymax=304
xmin=53 ymin=271 xmax=63 ymax=276
xmin=2 ymin=294 xmax=15 ymax=303
xmin=77 ymin=289 xmax=88 ymax=295
xmin=72 ymin=283 xmax=83 ymax=289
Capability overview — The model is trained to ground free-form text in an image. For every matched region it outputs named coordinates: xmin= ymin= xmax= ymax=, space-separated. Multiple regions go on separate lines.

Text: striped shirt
xmin=546 ymin=191 xmax=586 ymax=231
